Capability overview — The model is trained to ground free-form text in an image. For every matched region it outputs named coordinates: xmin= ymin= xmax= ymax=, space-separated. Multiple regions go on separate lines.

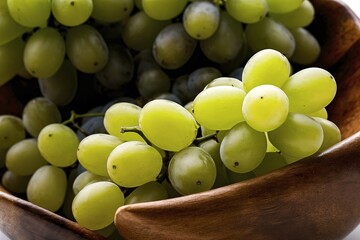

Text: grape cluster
xmin=0 ymin=0 xmax=340 ymax=238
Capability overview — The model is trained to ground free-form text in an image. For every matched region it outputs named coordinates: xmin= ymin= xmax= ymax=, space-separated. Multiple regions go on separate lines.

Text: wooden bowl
xmin=1 ymin=0 xmax=360 ymax=239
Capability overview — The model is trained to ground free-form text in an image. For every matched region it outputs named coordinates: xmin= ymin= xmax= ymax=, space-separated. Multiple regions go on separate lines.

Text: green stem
xmin=62 ymin=111 xmax=104 ymax=125
xmin=120 ymin=126 xmax=152 ymax=145
xmin=193 ymin=132 xmax=219 ymax=146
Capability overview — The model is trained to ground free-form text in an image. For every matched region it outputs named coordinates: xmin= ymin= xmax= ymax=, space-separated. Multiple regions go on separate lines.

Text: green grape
xmin=72 ymin=181 xmax=124 ymax=230
xmin=0 ymin=37 xmax=25 ymax=86
xmin=62 ymin=168 xmax=78 ymax=221
xmin=142 ymin=0 xmax=188 ymax=20
xmin=77 ymin=134 xmax=124 ymax=177
xmin=266 ymin=0 xmax=303 ymax=13
xmin=125 ymin=181 xmax=168 ymax=204
xmin=183 ymin=1 xmax=220 ymax=40
xmin=5 ymin=138 xmax=48 ymax=176
xmin=270 ymin=0 xmax=315 ymax=28
xmin=220 ymin=121 xmax=267 ymax=173
xmin=245 ymin=17 xmax=295 ymax=58
xmin=139 ymin=99 xmax=199 ymax=152
xmin=289 ymin=27 xmax=321 ymax=65
xmin=37 ymin=123 xmax=79 ymax=167
xmin=193 ymin=86 xmax=246 ymax=130
xmin=121 ymin=11 xmax=170 ymax=51
xmin=168 ymin=146 xmax=216 ymax=195
xmin=24 ymin=27 xmax=65 ymax=78
xmin=281 ymin=152 xmax=303 ymax=164
xmin=91 ymin=0 xmax=134 ymax=23
xmin=252 ymin=152 xmax=287 ymax=176
xmin=306 ymin=108 xmax=328 ymax=119
xmin=0 ymin=115 xmax=26 ymax=149
xmin=242 ymin=84 xmax=289 ymax=132
xmin=27 ymin=165 xmax=67 ymax=212
xmin=187 ymin=67 xmax=222 ymax=96
xmin=199 ymin=139 xmax=229 ymax=188
xmin=104 ymin=102 xmax=144 ymax=142
xmin=107 ymin=141 xmax=163 ymax=188
xmin=242 ymin=49 xmax=291 ymax=92
xmin=7 ymin=0 xmax=51 ymax=27
xmin=66 ymin=24 xmax=109 ymax=73
xmin=0 ymin=0 xmax=30 ymax=46
xmin=204 ymin=77 xmax=244 ymax=90
xmin=268 ymin=113 xmax=324 ymax=159
xmin=1 ymin=170 xmax=31 ymax=194
xmin=22 ymin=97 xmax=62 ymax=137
xmin=282 ymin=67 xmax=337 ymax=113
xmin=38 ymin=59 xmax=78 ymax=106
xmin=226 ymin=169 xmax=255 ymax=184
xmin=200 ymin=11 xmax=245 ymax=64
xmin=225 ymin=0 xmax=268 ymax=24
xmin=313 ymin=117 xmax=341 ymax=153
xmin=152 ymin=23 xmax=197 ymax=69
xmin=51 ymin=0 xmax=93 ymax=27
xmin=72 ymin=171 xmax=110 ymax=195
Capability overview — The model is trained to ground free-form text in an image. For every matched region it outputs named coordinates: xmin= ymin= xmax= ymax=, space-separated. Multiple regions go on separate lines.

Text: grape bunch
xmin=0 ymin=0 xmax=340 ymax=238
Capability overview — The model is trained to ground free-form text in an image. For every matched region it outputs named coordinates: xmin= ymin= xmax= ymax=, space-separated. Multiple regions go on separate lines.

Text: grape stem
xmin=193 ymin=132 xmax=219 ymax=146
xmin=61 ymin=110 xmax=105 ymax=135
xmin=120 ymin=126 xmax=153 ymax=145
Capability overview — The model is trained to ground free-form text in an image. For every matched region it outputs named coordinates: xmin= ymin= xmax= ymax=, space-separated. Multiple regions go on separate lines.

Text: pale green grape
xmin=22 ymin=97 xmax=62 ymax=137
xmin=242 ymin=49 xmax=291 ymax=92
xmin=72 ymin=181 xmax=124 ymax=230
xmin=72 ymin=170 xmax=110 ymax=195
xmin=266 ymin=0 xmax=303 ymax=13
xmin=252 ymin=152 xmax=287 ymax=176
xmin=270 ymin=0 xmax=315 ymax=28
xmin=139 ymin=99 xmax=199 ymax=152
xmin=225 ymin=0 xmax=268 ymax=24
xmin=289 ymin=27 xmax=320 ymax=65
xmin=7 ymin=0 xmax=51 ymax=27
xmin=187 ymin=67 xmax=222 ymax=96
xmin=37 ymin=123 xmax=79 ymax=167
xmin=242 ymin=84 xmax=289 ymax=132
xmin=0 ymin=0 xmax=30 ymax=46
xmin=24 ymin=27 xmax=65 ymax=78
xmin=77 ymin=134 xmax=124 ymax=177
xmin=307 ymin=108 xmax=328 ymax=119
xmin=91 ymin=0 xmax=134 ymax=23
xmin=268 ymin=113 xmax=324 ymax=158
xmin=204 ymin=77 xmax=243 ymax=90
xmin=183 ymin=1 xmax=220 ymax=40
xmin=121 ymin=11 xmax=170 ymax=51
xmin=125 ymin=181 xmax=168 ymax=204
xmin=66 ymin=24 xmax=109 ymax=73
xmin=199 ymin=139 xmax=229 ymax=188
xmin=313 ymin=117 xmax=341 ymax=153
xmin=52 ymin=0 xmax=93 ymax=27
xmin=27 ymin=165 xmax=67 ymax=212
xmin=0 ymin=37 xmax=25 ymax=86
xmin=1 ymin=170 xmax=31 ymax=194
xmin=168 ymin=146 xmax=216 ymax=195
xmin=200 ymin=11 xmax=245 ymax=64
xmin=220 ymin=121 xmax=267 ymax=173
xmin=38 ymin=59 xmax=78 ymax=106
xmin=152 ymin=23 xmax=197 ymax=69
xmin=107 ymin=141 xmax=163 ymax=188
xmin=282 ymin=67 xmax=337 ymax=113
xmin=5 ymin=138 xmax=48 ymax=176
xmin=104 ymin=102 xmax=143 ymax=142
xmin=226 ymin=169 xmax=255 ymax=184
xmin=193 ymin=86 xmax=246 ymax=130
xmin=245 ymin=17 xmax=295 ymax=58
xmin=142 ymin=0 xmax=188 ymax=20
xmin=0 ymin=115 xmax=26 ymax=149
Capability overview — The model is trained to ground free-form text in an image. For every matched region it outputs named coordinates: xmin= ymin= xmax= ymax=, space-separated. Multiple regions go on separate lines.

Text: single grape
xmin=27 ymin=165 xmax=67 ymax=212
xmin=72 ymin=181 xmax=124 ymax=230
xmin=77 ymin=133 xmax=124 ymax=177
xmin=7 ymin=0 xmax=51 ymax=27
xmin=72 ymin=170 xmax=110 ymax=195
xmin=282 ymin=67 xmax=337 ymax=113
xmin=52 ymin=0 xmax=93 ymax=27
xmin=313 ymin=117 xmax=341 ymax=153
xmin=306 ymin=108 xmax=328 ymax=119
xmin=168 ymin=146 xmax=216 ymax=195
xmin=1 ymin=170 xmax=31 ymax=194
xmin=0 ymin=115 xmax=26 ymax=149
xmin=37 ymin=123 xmax=79 ymax=167
xmin=266 ymin=0 xmax=303 ymax=13
xmin=225 ymin=0 xmax=268 ymax=24
xmin=242 ymin=84 xmax=289 ymax=132
xmin=220 ymin=121 xmax=267 ymax=173
xmin=252 ymin=152 xmax=287 ymax=176
xmin=125 ymin=181 xmax=168 ymax=205
xmin=91 ymin=0 xmax=134 ymax=23
xmin=193 ymin=86 xmax=246 ymax=130
xmin=139 ymin=99 xmax=199 ymax=152
xmin=142 ymin=0 xmax=188 ymax=20
xmin=107 ymin=141 xmax=163 ymax=188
